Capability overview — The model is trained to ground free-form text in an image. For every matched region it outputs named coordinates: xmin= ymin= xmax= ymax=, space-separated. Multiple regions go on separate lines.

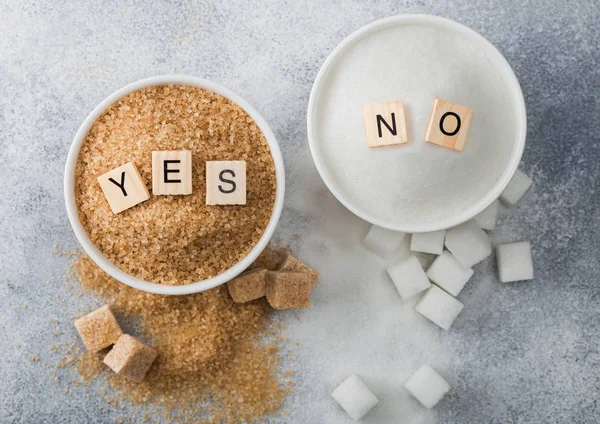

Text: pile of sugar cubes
xmin=74 ymin=305 xmax=157 ymax=382
xmin=365 ymin=168 xmax=533 ymax=332
xmin=331 ymin=169 xmax=533 ymax=421
xmin=227 ymin=254 xmax=320 ymax=309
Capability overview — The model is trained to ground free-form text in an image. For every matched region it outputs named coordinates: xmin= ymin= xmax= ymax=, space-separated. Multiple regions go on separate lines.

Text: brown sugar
xmin=227 ymin=269 xmax=268 ymax=303
xmin=279 ymin=254 xmax=320 ymax=287
xmin=266 ymin=272 xmax=313 ymax=310
xmin=104 ymin=335 xmax=158 ymax=383
xmin=74 ymin=305 xmax=123 ymax=351
xmin=67 ymin=251 xmax=291 ymax=422
xmin=74 ymin=84 xmax=277 ymax=285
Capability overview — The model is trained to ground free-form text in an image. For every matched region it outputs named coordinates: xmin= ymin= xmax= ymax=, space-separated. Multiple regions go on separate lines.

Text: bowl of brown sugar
xmin=64 ymin=75 xmax=285 ymax=295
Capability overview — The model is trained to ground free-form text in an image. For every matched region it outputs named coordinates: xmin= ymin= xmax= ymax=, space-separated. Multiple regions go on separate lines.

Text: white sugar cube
xmin=426 ymin=251 xmax=474 ymax=296
xmin=386 ymin=256 xmax=431 ymax=300
xmin=496 ymin=241 xmax=533 ymax=283
xmin=415 ymin=285 xmax=464 ymax=331
xmin=331 ymin=374 xmax=379 ymax=421
xmin=410 ymin=230 xmax=446 ymax=255
xmin=445 ymin=221 xmax=491 ymax=268
xmin=404 ymin=365 xmax=451 ymax=409
xmin=474 ymin=200 xmax=499 ymax=230
xmin=500 ymin=169 xmax=532 ymax=206
xmin=363 ymin=225 xmax=406 ymax=258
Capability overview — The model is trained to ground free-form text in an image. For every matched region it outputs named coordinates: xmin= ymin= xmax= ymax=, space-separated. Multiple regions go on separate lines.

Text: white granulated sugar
xmin=279 ymin=163 xmax=452 ymax=422
xmin=314 ymin=25 xmax=518 ymax=228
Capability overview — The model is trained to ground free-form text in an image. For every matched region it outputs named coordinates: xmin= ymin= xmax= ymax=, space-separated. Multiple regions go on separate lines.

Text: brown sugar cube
xmin=206 ymin=160 xmax=247 ymax=205
xmin=74 ymin=305 xmax=123 ymax=352
xmin=363 ymin=100 xmax=408 ymax=148
xmin=227 ymin=269 xmax=268 ymax=303
xmin=152 ymin=150 xmax=193 ymax=195
xmin=425 ymin=98 xmax=473 ymax=151
xmin=97 ymin=161 xmax=150 ymax=214
xmin=103 ymin=334 xmax=158 ymax=383
xmin=266 ymin=272 xmax=313 ymax=310
xmin=278 ymin=255 xmax=320 ymax=288
xmin=249 ymin=247 xmax=288 ymax=271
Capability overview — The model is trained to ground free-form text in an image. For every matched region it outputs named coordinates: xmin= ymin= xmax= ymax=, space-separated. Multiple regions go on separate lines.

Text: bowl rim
xmin=64 ymin=75 xmax=285 ymax=295
xmin=307 ymin=14 xmax=527 ymax=233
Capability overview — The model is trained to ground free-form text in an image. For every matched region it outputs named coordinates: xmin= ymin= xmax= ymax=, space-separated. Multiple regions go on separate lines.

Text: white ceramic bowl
xmin=64 ymin=75 xmax=285 ymax=295
xmin=307 ymin=15 xmax=527 ymax=233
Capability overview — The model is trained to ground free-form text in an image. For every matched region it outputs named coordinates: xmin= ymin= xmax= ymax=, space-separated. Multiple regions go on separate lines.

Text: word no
xmin=363 ymin=98 xmax=473 ymax=151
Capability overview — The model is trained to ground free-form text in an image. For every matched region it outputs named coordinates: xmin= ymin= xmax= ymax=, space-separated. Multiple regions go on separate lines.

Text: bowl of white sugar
xmin=307 ymin=15 xmax=526 ymax=233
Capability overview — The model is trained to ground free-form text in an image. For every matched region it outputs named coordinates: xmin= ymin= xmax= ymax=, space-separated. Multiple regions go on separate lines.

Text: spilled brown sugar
xmin=68 ymin=249 xmax=292 ymax=422
xmin=75 ymin=84 xmax=277 ymax=285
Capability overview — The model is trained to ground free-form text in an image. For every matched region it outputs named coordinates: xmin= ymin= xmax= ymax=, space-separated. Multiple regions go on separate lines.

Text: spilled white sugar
xmin=315 ymin=25 xmax=519 ymax=227
xmin=281 ymin=165 xmax=453 ymax=422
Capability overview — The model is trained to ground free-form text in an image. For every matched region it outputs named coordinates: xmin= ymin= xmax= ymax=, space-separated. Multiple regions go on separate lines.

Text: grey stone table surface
xmin=1 ymin=1 xmax=599 ymax=423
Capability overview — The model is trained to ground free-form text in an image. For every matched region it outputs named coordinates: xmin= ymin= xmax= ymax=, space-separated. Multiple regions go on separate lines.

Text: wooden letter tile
xmin=425 ymin=98 xmax=473 ymax=151
xmin=206 ymin=161 xmax=246 ymax=205
xmin=97 ymin=161 xmax=150 ymax=214
xmin=152 ymin=150 xmax=192 ymax=195
xmin=363 ymin=100 xmax=408 ymax=147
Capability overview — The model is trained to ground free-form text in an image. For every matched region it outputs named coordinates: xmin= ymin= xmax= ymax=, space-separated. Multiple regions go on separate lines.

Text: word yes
xmin=97 ymin=152 xmax=246 ymax=214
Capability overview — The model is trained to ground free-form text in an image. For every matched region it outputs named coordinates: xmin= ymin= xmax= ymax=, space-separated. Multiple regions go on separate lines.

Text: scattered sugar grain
xmin=66 ymin=251 xmax=290 ymax=422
